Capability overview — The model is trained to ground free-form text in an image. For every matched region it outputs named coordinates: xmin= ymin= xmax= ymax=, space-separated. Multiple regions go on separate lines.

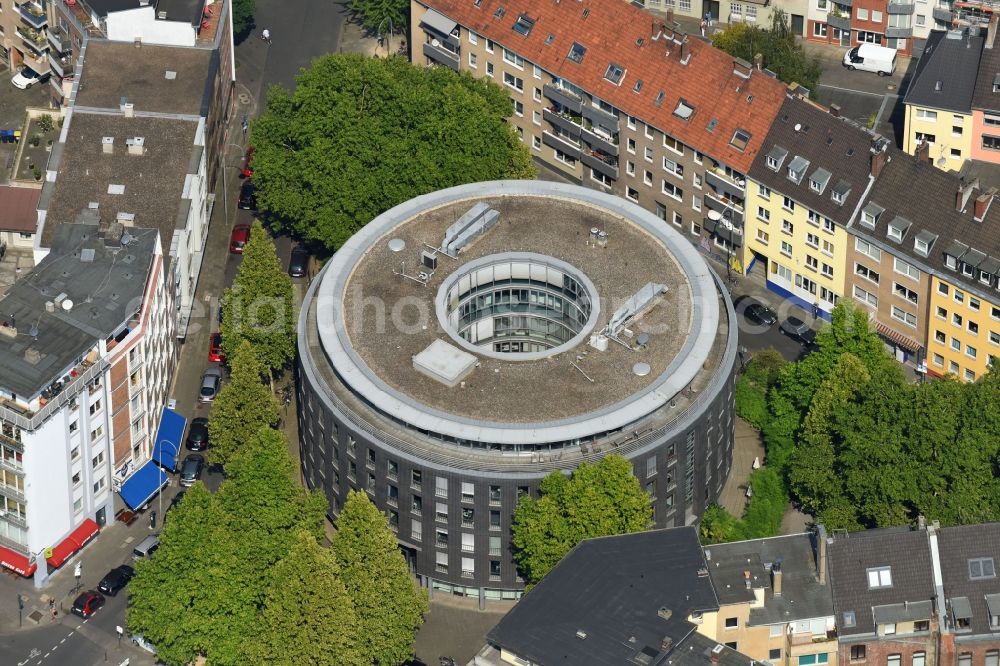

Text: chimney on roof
xmin=711 ymin=644 xmax=725 ymax=664
xmin=733 ymin=57 xmax=753 ymax=79
xmin=120 ymin=97 xmax=134 ymax=117
xmin=956 ymin=178 xmax=979 ymax=211
xmin=753 ymin=52 xmax=763 ymax=70
xmin=102 ymin=136 xmax=114 ymax=154
xmin=127 ymin=136 xmax=145 ymax=156
xmin=666 ymin=9 xmax=674 ymax=25
xmin=772 ymin=561 xmax=783 ymax=596
xmin=658 ymin=607 xmax=673 ymax=621
xmin=974 ymin=187 xmax=997 ymax=220
xmin=870 ymin=137 xmax=888 ymax=179
xmin=817 ymin=524 xmax=829 ymax=585
xmin=988 ymin=14 xmax=999 ymax=49
xmin=680 ymin=39 xmax=690 ymax=65
xmin=743 ymin=569 xmax=752 ymax=589
xmin=918 ymin=515 xmax=927 ymax=530
xmin=916 ymin=139 xmax=930 ymax=164
xmin=24 ymin=348 xmax=40 ymax=365
xmin=829 ymin=103 xmax=841 ymax=118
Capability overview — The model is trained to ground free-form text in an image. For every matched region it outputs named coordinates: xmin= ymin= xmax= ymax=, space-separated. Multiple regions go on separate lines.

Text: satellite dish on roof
xmin=62 ymin=299 xmax=74 ymax=312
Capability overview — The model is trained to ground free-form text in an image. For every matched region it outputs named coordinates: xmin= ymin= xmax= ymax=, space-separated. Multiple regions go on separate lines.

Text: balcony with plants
xmin=17 ymin=26 xmax=49 ymax=55
xmin=19 ymin=1 xmax=47 ymax=29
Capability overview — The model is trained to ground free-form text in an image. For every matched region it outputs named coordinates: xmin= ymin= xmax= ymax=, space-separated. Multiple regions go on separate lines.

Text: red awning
xmin=68 ymin=518 xmax=99 ymax=550
xmin=0 ymin=546 xmax=36 ymax=577
xmin=875 ymin=321 xmax=922 ymax=353
xmin=46 ymin=535 xmax=78 ymax=569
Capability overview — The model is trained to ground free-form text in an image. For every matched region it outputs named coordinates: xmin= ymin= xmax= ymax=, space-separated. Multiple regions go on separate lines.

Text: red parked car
xmin=71 ymin=590 xmax=105 ymax=618
xmin=240 ymin=146 xmax=254 ymax=178
xmin=208 ymin=332 xmax=224 ymax=363
xmin=229 ymin=224 xmax=250 ymax=254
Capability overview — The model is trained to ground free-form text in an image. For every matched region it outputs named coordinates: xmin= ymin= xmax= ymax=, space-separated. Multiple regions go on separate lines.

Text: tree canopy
xmin=220 ymin=221 xmax=295 ymax=375
xmin=712 ymin=10 xmax=821 ymax=96
xmin=704 ymin=301 xmax=1000 ymax=541
xmin=331 ymin=491 xmax=429 ymax=666
xmin=249 ymin=54 xmax=535 ymax=250
xmin=511 ymin=455 xmax=652 ymax=583
xmin=232 ymin=0 xmax=255 ymax=36
xmin=206 ymin=340 xmax=280 ymax=467
xmin=347 ymin=0 xmax=408 ymax=34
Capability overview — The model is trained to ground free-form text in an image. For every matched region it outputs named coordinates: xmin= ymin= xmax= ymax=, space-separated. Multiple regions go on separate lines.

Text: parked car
xmin=198 ymin=367 xmax=223 ymax=403
xmin=11 ymin=66 xmax=48 ymax=90
xmin=229 ymin=224 xmax=250 ymax=254
xmin=186 ymin=417 xmax=209 ymax=451
xmin=97 ymin=565 xmax=135 ymax=596
xmin=742 ymin=300 xmax=777 ymax=327
xmin=71 ymin=590 xmax=105 ymax=618
xmin=208 ymin=332 xmax=224 ymax=363
xmin=779 ymin=316 xmax=817 ymax=346
xmin=240 ymin=146 xmax=254 ymax=178
xmin=131 ymin=633 xmax=157 ymax=655
xmin=843 ymin=43 xmax=897 ymax=76
xmin=238 ymin=180 xmax=256 ymax=210
xmin=180 ymin=454 xmax=205 ymax=487
xmin=288 ymin=247 xmax=308 ymax=278
xmin=132 ymin=535 xmax=160 ymax=560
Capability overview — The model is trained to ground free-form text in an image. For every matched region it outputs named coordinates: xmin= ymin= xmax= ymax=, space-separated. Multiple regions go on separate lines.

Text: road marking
xmin=817 ymin=83 xmax=889 ymax=98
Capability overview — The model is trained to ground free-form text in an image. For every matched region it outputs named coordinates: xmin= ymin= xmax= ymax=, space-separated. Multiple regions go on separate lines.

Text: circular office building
xmin=297 ymin=180 xmax=738 ymax=602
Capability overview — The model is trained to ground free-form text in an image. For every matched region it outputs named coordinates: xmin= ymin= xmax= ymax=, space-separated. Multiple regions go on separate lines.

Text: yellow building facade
xmin=926 ymin=275 xmax=1000 ymax=381
xmin=903 ymin=104 xmax=974 ymax=172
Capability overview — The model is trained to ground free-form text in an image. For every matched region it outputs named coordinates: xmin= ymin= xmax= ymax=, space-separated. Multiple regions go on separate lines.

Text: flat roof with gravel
xmin=310 ymin=181 xmax=728 ymax=447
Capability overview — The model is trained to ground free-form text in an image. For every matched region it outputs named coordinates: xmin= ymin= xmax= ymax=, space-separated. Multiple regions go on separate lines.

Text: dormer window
xmin=567 ymin=42 xmax=586 ymax=64
xmin=766 ymin=145 xmax=788 ymax=171
xmin=867 ymin=566 xmax=892 ymax=589
xmin=832 ymin=180 xmax=851 ymax=206
xmin=673 ymin=98 xmax=694 ymax=120
xmin=861 ymin=203 xmax=884 ymax=228
xmin=604 ymin=62 xmax=625 ymax=85
xmin=787 ymin=156 xmax=809 ymax=184
xmin=952 ymin=597 xmax=973 ymax=630
xmin=730 ymin=128 xmax=751 ymax=151
xmin=946 ymin=254 xmax=958 ymax=270
xmin=993 ymin=73 xmax=1000 ymax=93
xmin=810 ymin=168 xmax=832 ymax=195
xmin=887 ymin=216 xmax=911 ymax=243
xmin=914 ymin=230 xmax=936 ymax=257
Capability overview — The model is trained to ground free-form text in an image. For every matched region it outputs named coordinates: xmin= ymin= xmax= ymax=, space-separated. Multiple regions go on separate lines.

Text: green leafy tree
xmin=331 ymin=491 xmax=429 ymax=666
xmin=250 ymin=54 xmax=534 ymax=250
xmin=220 ymin=221 xmax=295 ymax=375
xmin=246 ymin=530 xmax=365 ymax=666
xmin=712 ymin=10 xmax=822 ymax=94
xmin=231 ymin=0 xmax=255 ymax=35
xmin=347 ymin=0 xmax=407 ymax=33
xmin=511 ymin=455 xmax=652 ymax=583
xmin=127 ymin=485 xmax=246 ymax=665
xmin=206 ymin=340 xmax=280 ymax=467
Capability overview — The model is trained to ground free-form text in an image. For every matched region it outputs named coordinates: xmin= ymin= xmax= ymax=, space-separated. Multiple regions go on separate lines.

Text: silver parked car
xmin=198 ymin=366 xmax=223 ymax=403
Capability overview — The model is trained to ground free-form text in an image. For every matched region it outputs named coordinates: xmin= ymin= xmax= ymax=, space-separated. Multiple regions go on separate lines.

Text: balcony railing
xmin=0 ymin=484 xmax=26 ymax=503
xmin=422 ymin=41 xmax=459 ymax=71
xmin=543 ymin=107 xmax=583 ymax=137
xmin=47 ymin=24 xmax=70 ymax=54
xmin=887 ymin=2 xmax=915 ymax=13
xmin=932 ymin=6 xmax=953 ymax=22
xmin=827 ymin=13 xmax=852 ymax=30
xmin=17 ymin=26 xmax=49 ymax=54
xmin=543 ymin=84 xmax=584 ymax=114
xmin=582 ymin=151 xmax=619 ymax=179
xmin=0 ymin=356 xmax=109 ymax=433
xmin=48 ymin=52 xmax=73 ymax=78
xmin=582 ymin=104 xmax=620 ymax=133
xmin=581 ymin=124 xmax=619 ymax=156
xmin=542 ymin=130 xmax=582 ymax=159
xmin=19 ymin=2 xmax=47 ymax=29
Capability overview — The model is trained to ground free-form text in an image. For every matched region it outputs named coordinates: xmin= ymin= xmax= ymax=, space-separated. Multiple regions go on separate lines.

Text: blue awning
xmin=152 ymin=407 xmax=186 ymax=472
xmin=119 ymin=461 xmax=168 ymax=511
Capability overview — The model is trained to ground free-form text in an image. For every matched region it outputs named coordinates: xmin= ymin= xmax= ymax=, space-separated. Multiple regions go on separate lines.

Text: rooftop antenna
xmin=392 ymin=262 xmax=430 ymax=286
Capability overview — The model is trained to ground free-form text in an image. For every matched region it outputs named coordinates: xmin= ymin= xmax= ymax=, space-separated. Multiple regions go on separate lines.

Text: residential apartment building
xmin=970 ymin=28 xmax=1000 ymax=164
xmin=936 ymin=523 xmax=1000 ymax=666
xmin=410 ymin=0 xmax=788 ymax=267
xmin=743 ymin=96 xmax=876 ymax=319
xmin=0 ymin=221 xmax=173 ymax=586
xmin=828 ymin=526 xmax=939 ymax=666
xmin=903 ymin=29 xmax=983 ymax=171
xmin=846 ymin=145 xmax=1000 ymax=379
xmin=0 ymin=0 xmax=54 ymax=82
xmin=636 ymin=0 xmax=810 ymax=37
xmin=701 ymin=531 xmax=837 ymax=666
xmin=806 ymin=0 xmax=918 ymax=57
xmin=38 ymin=39 xmax=228 ymax=338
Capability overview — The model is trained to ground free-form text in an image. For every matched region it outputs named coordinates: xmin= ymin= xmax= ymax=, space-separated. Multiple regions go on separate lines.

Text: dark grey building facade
xmin=296 ymin=181 xmax=739 ymax=604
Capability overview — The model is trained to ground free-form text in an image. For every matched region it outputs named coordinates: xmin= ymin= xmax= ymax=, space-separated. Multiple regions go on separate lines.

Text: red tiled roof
xmin=0 ymin=185 xmax=40 ymax=233
xmin=417 ymin=0 xmax=787 ymax=172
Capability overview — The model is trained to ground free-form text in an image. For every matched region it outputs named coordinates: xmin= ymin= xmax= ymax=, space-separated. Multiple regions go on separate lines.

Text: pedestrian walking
xmin=700 ymin=18 xmax=707 ymax=37
xmin=261 ymin=28 xmax=272 ymax=44
xmin=705 ymin=11 xmax=713 ymax=27
xmin=49 ymin=599 xmax=56 ymax=621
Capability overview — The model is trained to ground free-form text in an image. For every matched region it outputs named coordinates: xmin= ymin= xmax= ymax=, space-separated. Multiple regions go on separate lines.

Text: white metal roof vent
xmin=107 ymin=184 xmax=125 ymax=195
xmin=126 ymin=137 xmax=145 ymax=156
xmin=576 ymin=629 xmax=588 ymax=640
xmin=388 ymin=238 xmax=406 ymax=252
xmin=165 ymin=70 xmax=177 ymax=80
xmin=101 ymin=136 xmax=114 ymax=154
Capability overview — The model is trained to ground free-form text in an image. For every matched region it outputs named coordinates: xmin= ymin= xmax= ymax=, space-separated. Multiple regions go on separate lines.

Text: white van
xmin=843 ymin=44 xmax=897 ymax=76
xmin=132 ymin=535 xmax=160 ymax=560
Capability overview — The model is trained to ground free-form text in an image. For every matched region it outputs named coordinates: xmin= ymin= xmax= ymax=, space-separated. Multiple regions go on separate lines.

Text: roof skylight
xmin=567 ymin=42 xmax=586 ymax=64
